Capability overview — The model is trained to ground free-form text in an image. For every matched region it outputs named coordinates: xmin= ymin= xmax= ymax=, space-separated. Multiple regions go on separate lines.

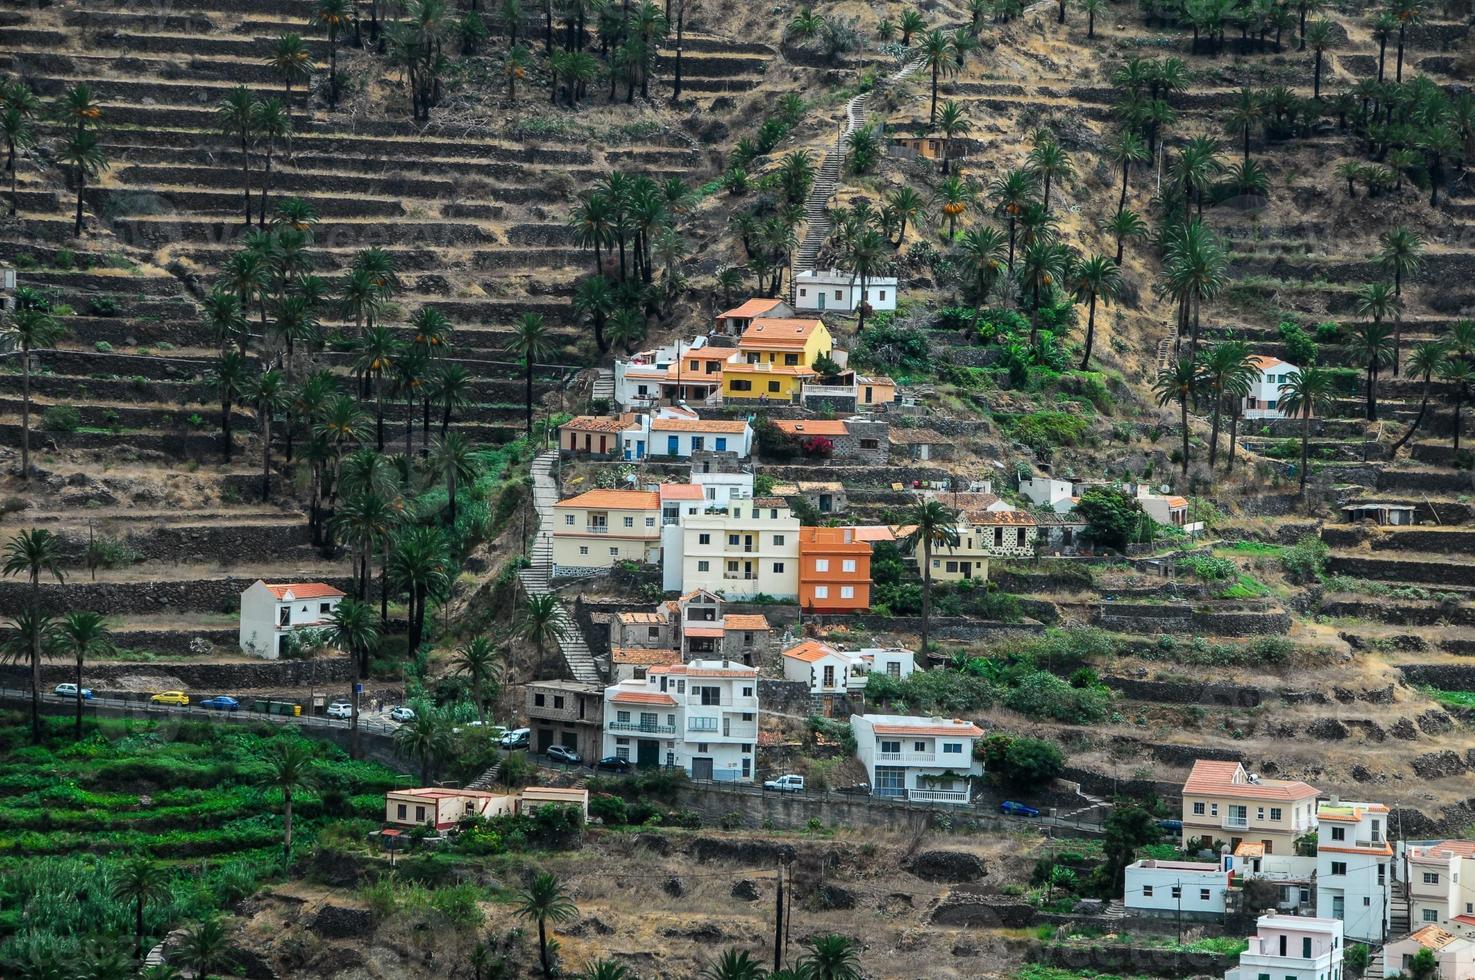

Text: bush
xmin=41 ymin=404 xmax=81 ymax=433
xmin=1003 ymin=671 xmax=1110 ymax=723
xmin=1004 ymin=412 xmax=1088 ymax=453
xmin=1277 ymin=319 xmax=1317 ymax=366
xmin=93 ymin=340 xmax=112 ymax=353
xmin=1177 ymin=554 xmax=1236 ymax=581
xmin=87 ymin=296 xmax=119 ymax=317
xmin=989 ymin=735 xmax=1066 ymax=788
xmin=589 ymin=794 xmax=628 ymax=826
xmin=1280 ymin=534 xmax=1328 ymax=584
xmin=1076 ymin=486 xmax=1143 ymax=552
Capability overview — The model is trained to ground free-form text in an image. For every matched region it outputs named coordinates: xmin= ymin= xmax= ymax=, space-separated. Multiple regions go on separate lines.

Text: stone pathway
xmin=516 ymin=451 xmax=602 ymax=684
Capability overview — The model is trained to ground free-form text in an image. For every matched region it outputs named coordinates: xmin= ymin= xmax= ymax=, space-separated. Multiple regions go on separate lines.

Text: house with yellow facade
xmin=1179 ymin=759 xmax=1319 ymax=855
xmin=551 ymin=489 xmax=662 ymax=577
xmin=721 ymin=317 xmax=833 ymax=403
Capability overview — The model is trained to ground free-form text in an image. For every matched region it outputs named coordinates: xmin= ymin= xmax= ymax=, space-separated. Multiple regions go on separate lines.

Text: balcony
xmin=877 ymin=751 xmax=940 ymax=765
xmin=585 ymin=525 xmax=609 ymax=535
xmin=1355 ymin=837 xmax=1384 ymax=848
xmin=908 ymin=788 xmax=971 ymax=804
xmin=723 ymin=573 xmax=758 ymax=581
xmin=1223 ymin=816 xmax=1250 ymax=830
xmin=608 ymin=721 xmax=676 ymax=735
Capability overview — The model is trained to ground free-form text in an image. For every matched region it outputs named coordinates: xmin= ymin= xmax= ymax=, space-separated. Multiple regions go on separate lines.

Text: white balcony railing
xmin=877 ymin=751 xmax=939 ymax=765
xmin=585 ymin=525 xmax=609 ymax=535
xmin=908 ymin=788 xmax=970 ymax=804
xmin=1223 ymin=816 xmax=1250 ymax=830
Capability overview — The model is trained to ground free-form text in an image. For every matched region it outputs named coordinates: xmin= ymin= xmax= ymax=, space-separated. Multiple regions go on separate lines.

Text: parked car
xmin=999 ymin=800 xmax=1040 ymax=817
xmin=546 ymin=745 xmax=582 ymax=765
xmin=835 ymin=782 xmax=872 ymax=795
xmin=199 ymin=696 xmax=240 ymax=712
xmin=53 ymin=683 xmax=93 ymax=700
xmin=388 ymin=706 xmax=415 ymax=723
xmin=326 ymin=700 xmax=353 ymax=720
xmin=150 ymin=691 xmax=189 ymax=706
xmin=595 ymin=756 xmax=632 ymax=773
xmin=500 ymin=727 xmax=530 ymax=749
xmin=1157 ymin=818 xmax=1184 ymax=833
xmin=763 ymin=774 xmax=805 ymax=793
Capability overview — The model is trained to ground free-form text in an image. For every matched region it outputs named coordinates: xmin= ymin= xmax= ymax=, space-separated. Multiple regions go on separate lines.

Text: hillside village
xmin=0 ymin=0 xmax=1473 ymax=974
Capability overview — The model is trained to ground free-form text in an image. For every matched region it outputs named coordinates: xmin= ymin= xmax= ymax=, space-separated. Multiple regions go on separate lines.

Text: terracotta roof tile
xmin=264 ymin=582 xmax=345 ymax=600
xmin=722 ymin=614 xmax=770 ymax=630
xmin=561 ymin=414 xmax=637 ymax=433
xmin=659 ymin=484 xmax=706 ymax=501
xmin=719 ymin=297 xmax=785 ymax=320
xmin=773 ymin=419 xmax=848 ymax=436
xmin=650 ymin=417 xmax=750 ymax=433
xmin=871 ymin=721 xmax=984 ymax=737
xmin=740 ymin=318 xmax=826 ymax=349
xmin=616 ymin=611 xmax=667 ymax=624
xmin=784 ymin=640 xmax=841 ymax=663
xmin=610 ymin=690 xmax=677 ymax=705
xmin=555 ymin=489 xmax=660 ymax=509
xmin=611 ymin=647 xmax=681 ymax=666
xmin=1183 ymin=760 xmax=1319 ymax=801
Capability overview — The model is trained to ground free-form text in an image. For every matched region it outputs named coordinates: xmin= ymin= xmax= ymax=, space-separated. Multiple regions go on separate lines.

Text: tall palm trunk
xmin=74 ymin=650 xmax=84 ymax=740
xmin=525 ymin=359 xmax=535 ymax=435
xmin=1208 ymin=391 xmax=1223 ymax=471
xmin=1080 ymin=294 xmax=1099 ymax=369
xmin=261 ymin=410 xmax=273 ymax=500
xmin=73 ymin=168 xmax=85 ymax=237
xmin=920 ymin=539 xmax=932 ymax=658
xmin=20 ymin=343 xmax=32 ymax=479
xmin=221 ymin=396 xmax=234 ymax=463
xmin=1298 ymin=410 xmax=1311 ymax=498
xmin=1391 ymin=371 xmax=1433 ymax=454
xmin=281 ymin=788 xmax=294 ymax=865
xmin=28 ymin=574 xmax=41 ymax=743
xmin=1179 ymin=397 xmax=1190 ymax=476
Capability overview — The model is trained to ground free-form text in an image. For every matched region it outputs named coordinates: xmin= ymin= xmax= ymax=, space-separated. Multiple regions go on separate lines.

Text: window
xmin=645 ymin=517 xmax=656 ymax=527
xmin=1200 ymin=889 xmax=1211 ymax=901
xmin=697 ymin=560 xmax=710 ymax=571
xmin=565 ymin=514 xmax=575 ymax=525
xmin=742 ymin=686 xmax=752 ymax=697
xmin=1424 ymin=872 xmax=1441 ymax=884
xmin=553 ymin=696 xmax=564 ymax=709
xmin=1257 ymin=807 xmax=1264 ymax=819
xmin=815 ymin=586 xmax=829 ymax=599
xmin=784 ymin=353 xmax=799 ymax=366
xmin=1424 ymin=909 xmax=1440 ymax=922
xmin=397 ymin=803 xmax=407 ymax=819
xmin=1331 ymin=827 xmax=1345 ymax=841
xmin=1270 ymin=807 xmax=1282 ymax=821
xmin=1143 ymin=885 xmax=1154 ymax=897
xmin=945 ymin=561 xmax=958 ymax=573
xmin=834 ymin=290 xmax=843 ymax=300
xmin=715 ymin=438 xmax=727 ymax=452
xmin=1193 ymin=802 xmax=1206 ymax=815
xmin=842 ymin=559 xmax=856 ymax=573
xmin=1170 ymin=886 xmax=1181 ymax=899
xmin=913 ymin=741 xmax=926 ymax=752
xmin=699 ymin=533 xmax=711 ymax=545
xmin=769 ymin=509 xmax=778 ymax=518
xmin=880 ymin=740 xmax=900 ymax=753
xmin=623 ymin=516 xmax=634 ymax=528
xmin=878 ymin=290 xmax=887 ymax=301
xmin=815 ymin=559 xmax=830 ymax=572
xmin=773 ymin=562 xmax=784 ymax=573
xmin=768 ymin=381 xmax=781 ymax=393
xmin=1210 ymin=804 xmax=1218 ymax=816
xmin=728 ymin=534 xmax=740 ymax=546
xmin=731 ymin=379 xmax=752 ymax=392
xmin=859 ymin=438 xmax=879 ymax=449
xmin=692 ymin=437 xmax=704 ymax=451
xmin=840 ymin=586 xmax=854 ymax=599
xmin=942 ymin=742 xmax=962 ymax=754
xmin=609 ymin=546 xmax=618 ymax=556
xmin=579 ymin=546 xmax=589 ymax=555
xmin=648 ymin=627 xmax=660 ymax=640
xmin=1302 ymin=938 xmax=1312 ymax=959
xmin=799 ymin=288 xmax=807 ymax=297
xmin=773 ymin=534 xmax=785 ymax=546
xmin=319 ymin=602 xmax=332 ymax=614
xmin=1331 ymin=862 xmax=1347 ymax=876
xmin=616 ymin=710 xmax=630 ymax=723
xmin=534 ymin=693 xmax=546 ymax=707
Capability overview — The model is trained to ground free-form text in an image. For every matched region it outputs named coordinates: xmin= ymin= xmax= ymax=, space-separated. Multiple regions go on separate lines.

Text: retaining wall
xmin=0 ymin=656 xmax=356 ymax=690
xmin=0 ymin=574 xmax=355 ymax=616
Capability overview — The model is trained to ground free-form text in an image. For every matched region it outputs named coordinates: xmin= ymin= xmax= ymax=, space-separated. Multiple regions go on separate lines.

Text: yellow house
xmin=551 ymin=489 xmax=662 ymax=576
xmin=1180 ymin=759 xmax=1319 ymax=855
xmin=722 ymin=317 xmax=832 ymax=402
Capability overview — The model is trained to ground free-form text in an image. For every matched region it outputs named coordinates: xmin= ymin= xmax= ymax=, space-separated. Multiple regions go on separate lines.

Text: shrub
xmin=1003 ymin=671 xmax=1110 ymax=723
xmin=589 ymin=793 xmax=628 ymax=826
xmin=1277 ymin=319 xmax=1317 ymax=366
xmin=41 ymin=404 xmax=81 ymax=433
xmin=999 ymin=736 xmax=1066 ymax=788
xmin=1004 ymin=412 xmax=1088 ymax=453
xmin=93 ymin=341 xmax=112 ymax=353
xmin=1076 ymin=487 xmax=1142 ymax=552
xmin=1177 ymin=554 xmax=1236 ymax=581
xmin=1280 ymin=534 xmax=1328 ymax=584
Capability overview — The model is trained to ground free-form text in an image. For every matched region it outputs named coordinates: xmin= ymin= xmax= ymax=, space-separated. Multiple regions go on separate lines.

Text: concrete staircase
xmin=592 ymin=368 xmax=614 ymax=405
xmin=1366 ymin=943 xmax=1386 ymax=979
xmin=466 ymin=755 xmax=505 ymax=790
xmin=515 ymin=450 xmax=602 ymax=685
xmin=1390 ymin=882 xmax=1411 ymax=936
xmin=1101 ymin=899 xmax=1127 ymax=920
xmin=792 ymin=54 xmax=927 ymax=289
xmin=1059 ymin=788 xmax=1111 ymax=825
xmin=1154 ymin=336 xmax=1175 ymax=374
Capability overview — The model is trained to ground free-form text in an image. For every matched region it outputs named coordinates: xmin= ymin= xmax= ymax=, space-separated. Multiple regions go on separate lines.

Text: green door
xmin=636 ymin=739 xmax=660 ymax=768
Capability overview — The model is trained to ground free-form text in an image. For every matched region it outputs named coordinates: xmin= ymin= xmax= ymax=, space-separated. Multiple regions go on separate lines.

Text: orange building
xmin=797 ymin=526 xmax=873 ymax=613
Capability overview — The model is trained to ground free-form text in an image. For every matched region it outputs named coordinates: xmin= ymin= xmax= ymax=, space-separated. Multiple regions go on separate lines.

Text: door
xmin=636 ymin=440 xmax=645 ymax=459
xmin=817 ymin=291 xmax=826 ymax=310
xmin=536 ymin=728 xmax=554 ymax=752
xmin=559 ymin=731 xmax=578 ymax=750
xmin=636 ymin=739 xmax=660 ymax=768
xmin=691 ymin=757 xmax=714 ymax=781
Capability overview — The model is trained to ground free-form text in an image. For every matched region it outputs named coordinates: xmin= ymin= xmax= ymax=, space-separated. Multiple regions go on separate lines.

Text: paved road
xmin=0 ymin=687 xmax=405 ymax=736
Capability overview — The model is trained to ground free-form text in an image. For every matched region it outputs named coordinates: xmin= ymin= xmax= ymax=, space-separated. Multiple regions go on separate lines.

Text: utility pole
xmin=773 ymin=865 xmax=785 ymax=973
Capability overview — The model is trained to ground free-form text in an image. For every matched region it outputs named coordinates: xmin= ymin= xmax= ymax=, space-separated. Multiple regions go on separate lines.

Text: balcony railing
xmin=1223 ymin=816 xmax=1250 ymax=830
xmin=585 ymin=525 xmax=609 ymax=534
xmin=909 ymin=788 xmax=970 ymax=804
xmin=877 ymin=751 xmax=940 ymax=765
xmin=608 ymin=721 xmax=675 ymax=735
xmin=723 ymin=573 xmax=758 ymax=581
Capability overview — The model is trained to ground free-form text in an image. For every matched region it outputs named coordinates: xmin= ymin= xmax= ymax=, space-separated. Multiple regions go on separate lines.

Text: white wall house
xmin=1018 ymin=477 xmax=1075 ymax=514
xmin=601 ymin=660 xmax=758 ymax=782
xmin=1243 ymin=355 xmax=1303 ymax=420
xmin=1137 ymin=489 xmax=1204 ymax=536
xmin=239 ymin=580 xmax=345 ymax=660
xmin=1223 ymin=915 xmax=1343 ymax=980
xmin=1382 ymin=926 xmax=1475 ymax=978
xmin=1315 ymin=799 xmax=1392 ymax=944
xmin=621 ymin=413 xmax=753 ymax=460
xmin=851 ymin=648 xmax=915 ymax=691
xmin=613 ymin=335 xmax=721 ymax=409
xmin=1124 ymin=860 xmax=1232 ymax=919
xmin=665 ymin=496 xmax=800 ymax=599
xmin=850 ymin=714 xmax=983 ymax=805
xmin=793 ymin=269 xmax=899 ymax=314
xmin=782 ymin=642 xmax=916 ymax=695
xmin=1404 ymin=840 xmax=1475 ymax=931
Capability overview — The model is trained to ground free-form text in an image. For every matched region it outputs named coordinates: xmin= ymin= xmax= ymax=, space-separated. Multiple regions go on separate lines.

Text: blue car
xmin=1157 ymin=818 xmax=1184 ymax=833
xmin=199 ymin=696 xmax=240 ymax=712
xmin=999 ymin=800 xmax=1040 ymax=817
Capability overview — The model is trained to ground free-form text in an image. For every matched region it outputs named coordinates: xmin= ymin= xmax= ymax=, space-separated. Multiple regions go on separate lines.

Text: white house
xmin=664 ymin=495 xmax=800 ymax=600
xmin=1018 ymin=477 xmax=1075 ymax=514
xmin=793 ymin=269 xmax=899 ymax=314
xmin=622 ymin=411 xmax=753 ymax=461
xmin=613 ymin=335 xmax=723 ymax=409
xmin=1223 ymin=915 xmax=1343 ymax=980
xmin=1382 ymin=925 xmax=1475 ymax=978
xmin=1243 ymin=355 xmax=1303 ymax=420
xmin=850 ymin=714 xmax=983 ymax=805
xmin=1404 ymin=839 xmax=1475 ymax=931
xmin=601 ymin=660 xmax=758 ymax=782
xmin=1137 ymin=489 xmax=1204 ymax=535
xmin=1124 ymin=860 xmax=1232 ymax=920
xmin=1315 ymin=799 xmax=1392 ymax=944
xmin=782 ymin=642 xmax=916 ymax=695
xmin=239 ymin=580 xmax=345 ymax=660
xmin=851 ymin=648 xmax=915 ymax=691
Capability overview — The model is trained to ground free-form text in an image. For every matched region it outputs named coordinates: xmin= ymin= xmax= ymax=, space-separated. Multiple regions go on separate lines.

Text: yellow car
xmin=150 ymin=691 xmax=189 ymax=706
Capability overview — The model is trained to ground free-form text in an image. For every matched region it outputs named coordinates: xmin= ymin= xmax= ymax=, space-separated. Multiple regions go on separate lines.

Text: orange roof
xmin=719 ymin=297 xmax=785 ymax=320
xmin=610 ymin=690 xmax=677 ymax=706
xmin=1234 ymin=842 xmax=1265 ymax=858
xmin=1250 ymin=355 xmax=1288 ymax=371
xmin=555 ymin=489 xmax=660 ymax=510
xmin=616 ymin=611 xmax=666 ymax=624
xmin=1165 ymin=496 xmax=1189 ymax=508
xmin=264 ymin=582 xmax=345 ymax=600
xmin=1183 ymin=760 xmax=1319 ymax=802
xmin=784 ymin=640 xmax=841 ymax=663
xmin=650 ymin=417 xmax=750 ymax=433
xmin=611 ymin=647 xmax=681 ymax=666
xmin=684 ymin=627 xmax=725 ymax=638
xmin=1320 ymin=843 xmax=1394 ymax=857
xmin=871 ymin=720 xmax=984 ymax=737
xmin=561 ymin=414 xmax=636 ymax=433
xmin=1431 ymin=841 xmax=1475 ymax=858
xmin=739 ymin=317 xmax=825 ymax=350
xmin=799 ymin=526 xmax=873 ymax=552
xmin=684 ymin=665 xmax=757 ymax=677
xmin=970 ymin=511 xmax=1037 ymax=527
xmin=773 ymin=419 xmax=848 ymax=436
xmin=723 ymin=614 xmax=770 ymax=630
xmin=659 ymin=483 xmax=706 ymax=501
xmin=1409 ymin=926 xmax=1462 ymax=951
xmin=849 ymin=525 xmax=899 ymax=543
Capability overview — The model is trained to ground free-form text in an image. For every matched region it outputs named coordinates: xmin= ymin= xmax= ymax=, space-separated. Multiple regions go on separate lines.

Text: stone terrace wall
xmin=0 ymin=575 xmax=355 ymax=616
xmin=0 ymin=656 xmax=355 ymax=690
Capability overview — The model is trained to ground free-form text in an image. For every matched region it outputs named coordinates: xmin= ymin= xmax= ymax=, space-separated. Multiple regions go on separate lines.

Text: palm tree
xmin=394 ymin=705 xmax=450 ymax=782
xmin=216 ymin=87 xmax=258 ymax=224
xmin=430 ymin=363 xmax=473 ymax=438
xmin=0 ymin=82 xmax=39 ymax=217
xmin=1277 ymin=365 xmax=1337 ymax=498
xmin=390 ymin=525 xmax=451 ymax=653
xmin=921 ymin=29 xmax=955 ymax=126
xmin=246 ymin=368 xmax=289 ymax=500
xmin=1079 ymin=0 xmax=1105 ymax=35
xmin=324 ymin=599 xmax=379 ymax=692
xmin=1391 ymin=341 xmax=1449 ymax=455
xmin=1069 ymin=255 xmax=1120 ymax=371
xmin=1104 ymin=208 xmax=1147 ymax=265
xmin=57 ymin=81 xmax=102 ymax=137
xmin=1026 ymin=137 xmax=1073 ymax=213
xmin=900 ymin=501 xmax=960 ymax=658
xmin=314 ymin=0 xmax=352 ymax=107
xmin=515 ymin=871 xmax=579 ymax=977
xmin=701 ymin=949 xmax=768 ymax=980
xmin=3 ymin=529 xmax=65 ymax=743
xmin=1305 ymin=19 xmax=1334 ymax=98
xmin=1017 ymin=239 xmax=1072 ymax=346
xmin=1154 ymin=358 xmax=1202 ymax=477
xmin=354 ymin=325 xmax=400 ymax=451
xmin=1169 ymin=136 xmax=1222 ymax=218
xmin=1391 ymin=0 xmax=1424 ymax=82
xmin=504 ymin=44 xmax=531 ymax=99
xmin=1441 ymin=359 xmax=1474 ymax=454
xmin=989 ymin=168 xmax=1034 ymax=270
xmin=577 ymin=961 xmax=634 ymax=980
xmin=1160 ymin=219 xmax=1228 ymax=359
xmin=451 ymin=636 xmax=501 ymax=724
xmin=510 ymin=312 xmax=553 ymax=436
xmin=899 ymin=8 xmax=926 ymax=45
xmin=1199 ymin=341 xmax=1257 ymax=472
xmin=110 ymin=858 xmax=170 ymax=964
xmin=935 ymin=100 xmax=969 ymax=175
xmin=55 ymin=612 xmax=112 ymax=741
xmin=933 ymin=174 xmax=974 ymax=240
xmin=958 ymin=225 xmax=1007 ymax=305
xmin=261 ymin=739 xmax=316 ymax=865
xmin=267 ymin=34 xmax=315 ymax=105
xmin=252 ymin=98 xmax=292 ymax=226
xmin=177 ymin=918 xmax=232 ymax=980
xmin=58 ymin=129 xmax=107 ymax=237
xmin=517 ymin=592 xmax=566 ymax=677
xmin=432 ymin=431 xmax=476 ymax=525
xmin=3 ymin=306 xmax=65 ymax=479
xmin=842 ymin=227 xmax=887 ymax=336
xmin=796 ymin=935 xmax=861 ymax=980
xmin=1108 ymin=129 xmax=1148 ymax=215
xmin=1345 ymin=321 xmax=1395 ymax=422
xmin=1224 ymin=88 xmax=1262 ymax=166
xmin=207 ymin=351 xmax=250 ymax=464
xmin=884 ymin=186 xmax=927 ymax=247
xmin=1377 ymin=227 xmax=1424 ymax=375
